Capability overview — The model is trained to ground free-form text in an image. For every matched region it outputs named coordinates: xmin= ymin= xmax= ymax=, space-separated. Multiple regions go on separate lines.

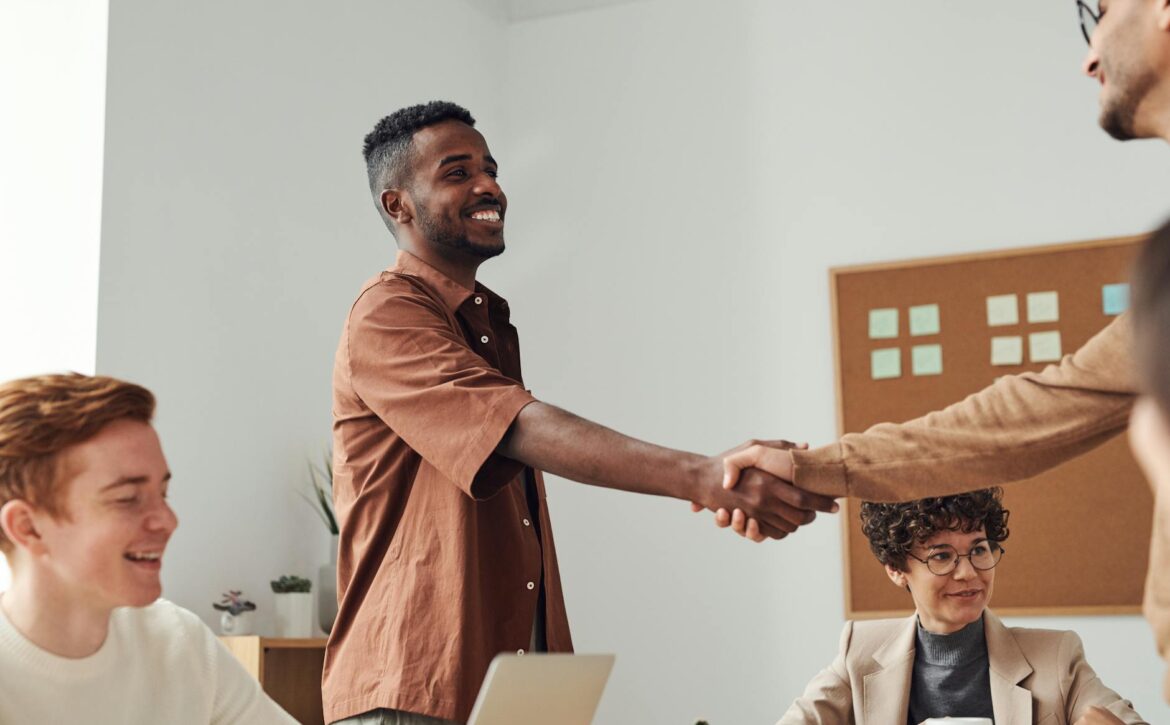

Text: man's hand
xmin=722 ymin=441 xmax=798 ymax=489
xmin=689 ymin=440 xmax=836 ymax=542
xmin=691 ymin=440 xmax=839 ymax=542
xmin=1073 ymin=706 xmax=1126 ymax=725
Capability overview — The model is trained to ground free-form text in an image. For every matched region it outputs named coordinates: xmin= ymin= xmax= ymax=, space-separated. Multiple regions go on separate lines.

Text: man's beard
xmin=415 ymin=200 xmax=505 ymax=259
xmin=1099 ymin=55 xmax=1158 ymax=141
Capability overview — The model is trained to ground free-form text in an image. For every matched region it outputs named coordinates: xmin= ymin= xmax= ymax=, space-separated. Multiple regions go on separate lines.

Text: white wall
xmin=97 ymin=0 xmax=507 ymax=634
xmin=0 ymin=0 xmax=109 ymax=592
xmin=93 ymin=0 xmax=1170 ymax=722
xmin=500 ymin=1 xmax=1170 ymax=722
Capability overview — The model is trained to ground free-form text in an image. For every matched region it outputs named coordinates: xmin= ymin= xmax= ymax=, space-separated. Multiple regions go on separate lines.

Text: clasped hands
xmin=690 ymin=439 xmax=838 ymax=543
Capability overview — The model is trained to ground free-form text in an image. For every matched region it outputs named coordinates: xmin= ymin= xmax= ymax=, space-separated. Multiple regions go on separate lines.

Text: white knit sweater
xmin=0 ymin=599 xmax=296 ymax=724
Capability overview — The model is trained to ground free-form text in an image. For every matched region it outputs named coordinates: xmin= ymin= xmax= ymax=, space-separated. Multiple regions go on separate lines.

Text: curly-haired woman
xmin=777 ymin=488 xmax=1145 ymax=725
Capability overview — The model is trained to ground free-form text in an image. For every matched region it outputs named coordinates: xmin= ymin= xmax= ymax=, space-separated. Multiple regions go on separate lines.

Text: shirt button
xmin=523 ymin=518 xmax=531 ymax=527
xmin=474 ymin=296 xmax=483 ymax=305
xmin=517 ymin=649 xmax=525 ymax=656
xmin=526 ymin=581 xmax=535 ymax=590
xmin=480 ymin=335 xmax=489 ymax=344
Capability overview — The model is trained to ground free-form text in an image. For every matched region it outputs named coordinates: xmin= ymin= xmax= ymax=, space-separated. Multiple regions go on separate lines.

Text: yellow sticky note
xmin=990 ymin=336 xmax=1023 ymax=366
xmin=986 ymin=294 xmax=1019 ymax=327
xmin=1026 ymin=291 xmax=1060 ymax=324
xmin=1029 ymin=331 xmax=1062 ymax=363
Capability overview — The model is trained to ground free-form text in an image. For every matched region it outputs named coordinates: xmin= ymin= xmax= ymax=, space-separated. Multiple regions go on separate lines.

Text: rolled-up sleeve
xmin=345 ymin=278 xmax=536 ymax=499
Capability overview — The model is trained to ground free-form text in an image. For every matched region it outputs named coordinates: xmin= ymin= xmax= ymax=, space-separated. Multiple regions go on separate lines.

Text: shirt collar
xmin=392 ymin=250 xmax=479 ymax=313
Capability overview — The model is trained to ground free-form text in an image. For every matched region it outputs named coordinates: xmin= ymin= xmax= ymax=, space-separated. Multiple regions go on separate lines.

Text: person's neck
xmin=402 ymin=244 xmax=480 ymax=291
xmin=1 ymin=568 xmax=112 ymax=658
xmin=916 ymin=609 xmax=978 ymax=636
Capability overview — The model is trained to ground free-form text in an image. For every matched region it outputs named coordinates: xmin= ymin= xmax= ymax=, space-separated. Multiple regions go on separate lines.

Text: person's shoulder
xmin=1001 ymin=623 xmax=1081 ymax=651
xmin=993 ymin=616 xmax=1085 ymax=671
xmin=350 ymin=270 xmax=443 ymax=317
xmin=849 ymin=616 xmax=907 ymax=640
xmin=842 ymin=617 xmax=913 ymax=667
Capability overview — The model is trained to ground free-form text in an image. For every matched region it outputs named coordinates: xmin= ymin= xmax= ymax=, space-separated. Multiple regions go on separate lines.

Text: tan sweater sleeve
xmin=792 ymin=315 xmax=1137 ymax=502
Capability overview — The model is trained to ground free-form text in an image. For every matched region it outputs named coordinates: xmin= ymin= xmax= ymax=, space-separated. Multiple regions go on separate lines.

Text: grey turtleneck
xmin=906 ymin=614 xmax=995 ymax=725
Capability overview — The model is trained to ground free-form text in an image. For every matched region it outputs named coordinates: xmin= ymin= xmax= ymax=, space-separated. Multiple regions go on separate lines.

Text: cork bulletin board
xmin=833 ymin=234 xmax=1152 ymax=618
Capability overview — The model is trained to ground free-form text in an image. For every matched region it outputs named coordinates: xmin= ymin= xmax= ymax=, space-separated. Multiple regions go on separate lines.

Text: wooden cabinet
xmin=220 ymin=637 xmax=327 ymax=725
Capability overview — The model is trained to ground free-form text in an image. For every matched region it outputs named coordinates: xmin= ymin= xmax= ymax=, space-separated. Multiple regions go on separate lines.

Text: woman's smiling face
xmin=886 ymin=527 xmax=996 ymax=635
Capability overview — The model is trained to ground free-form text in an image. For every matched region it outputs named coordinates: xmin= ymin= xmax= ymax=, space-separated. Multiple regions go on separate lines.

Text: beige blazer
xmin=777 ymin=611 xmax=1146 ymax=725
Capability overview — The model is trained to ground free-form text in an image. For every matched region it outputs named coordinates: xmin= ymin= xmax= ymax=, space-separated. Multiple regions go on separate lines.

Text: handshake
xmin=688 ymin=439 xmax=839 ymax=544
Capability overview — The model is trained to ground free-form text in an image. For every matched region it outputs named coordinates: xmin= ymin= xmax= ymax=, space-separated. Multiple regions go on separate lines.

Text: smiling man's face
xmin=34 ymin=418 xmax=178 ymax=610
xmin=1083 ymin=0 xmax=1170 ymax=140
xmin=401 ymin=120 xmax=507 ymax=260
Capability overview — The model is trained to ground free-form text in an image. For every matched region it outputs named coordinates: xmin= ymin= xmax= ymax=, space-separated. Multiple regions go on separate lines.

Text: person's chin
xmin=466 ymin=238 xmax=505 ymax=259
xmin=124 ymin=583 xmax=163 ymax=607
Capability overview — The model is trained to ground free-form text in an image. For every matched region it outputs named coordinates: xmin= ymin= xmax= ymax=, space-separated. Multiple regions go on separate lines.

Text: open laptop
xmin=467 ymin=653 xmax=616 ymax=725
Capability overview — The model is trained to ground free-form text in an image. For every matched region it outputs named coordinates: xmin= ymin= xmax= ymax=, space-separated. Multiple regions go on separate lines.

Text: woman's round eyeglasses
xmin=906 ymin=542 xmax=1005 ymax=576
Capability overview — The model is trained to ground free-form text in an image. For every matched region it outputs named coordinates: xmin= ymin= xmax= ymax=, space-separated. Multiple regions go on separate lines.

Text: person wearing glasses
xmin=777 ymin=489 xmax=1145 ymax=725
xmin=712 ymin=0 xmax=1170 ymax=705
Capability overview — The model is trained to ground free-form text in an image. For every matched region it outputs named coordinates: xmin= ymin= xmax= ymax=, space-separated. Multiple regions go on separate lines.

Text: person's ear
xmin=380 ymin=188 xmax=413 ymax=226
xmin=0 ymin=500 xmax=46 ymax=555
xmin=1159 ymin=0 xmax=1170 ymax=32
xmin=885 ymin=563 xmax=909 ymax=589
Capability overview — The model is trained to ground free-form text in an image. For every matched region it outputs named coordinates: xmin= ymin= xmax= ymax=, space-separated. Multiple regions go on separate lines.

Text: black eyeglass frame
xmin=905 ymin=542 xmax=1006 ymax=577
xmin=1077 ymin=0 xmax=1100 ymax=46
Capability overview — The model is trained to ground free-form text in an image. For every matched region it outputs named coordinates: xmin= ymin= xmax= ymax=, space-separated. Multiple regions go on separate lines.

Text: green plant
xmin=300 ymin=445 xmax=338 ymax=535
xmin=270 ymin=575 xmax=312 ymax=594
xmin=212 ymin=590 xmax=256 ymax=616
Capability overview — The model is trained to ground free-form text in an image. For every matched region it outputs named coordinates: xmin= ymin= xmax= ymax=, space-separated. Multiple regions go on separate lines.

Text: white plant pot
xmin=219 ymin=610 xmax=255 ymax=636
xmin=273 ymin=592 xmax=313 ymax=638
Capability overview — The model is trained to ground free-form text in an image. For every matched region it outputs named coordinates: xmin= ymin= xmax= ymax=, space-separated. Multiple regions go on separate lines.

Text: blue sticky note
xmin=1103 ymin=283 xmax=1130 ymax=316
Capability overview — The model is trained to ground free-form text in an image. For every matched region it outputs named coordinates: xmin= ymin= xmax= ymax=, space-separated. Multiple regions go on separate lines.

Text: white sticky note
xmin=869 ymin=308 xmax=899 ymax=339
xmin=909 ymin=304 xmax=941 ymax=337
xmin=990 ymin=336 xmax=1023 ymax=366
xmin=1029 ymin=331 xmax=1063 ymax=363
xmin=1026 ymin=291 xmax=1060 ymax=324
xmin=871 ymin=348 xmax=901 ymax=380
xmin=986 ymin=294 xmax=1019 ymax=327
xmin=911 ymin=344 xmax=943 ymax=376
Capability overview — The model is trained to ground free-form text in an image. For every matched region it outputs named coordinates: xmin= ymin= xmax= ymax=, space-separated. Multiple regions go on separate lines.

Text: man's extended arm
xmin=497 ymin=400 xmax=838 ymax=539
xmin=725 ymin=315 xmax=1136 ymax=508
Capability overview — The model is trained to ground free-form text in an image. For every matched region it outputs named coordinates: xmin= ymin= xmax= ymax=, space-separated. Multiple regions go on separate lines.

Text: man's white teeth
xmin=470 ymin=210 xmax=501 ymax=222
xmin=126 ymin=552 xmax=161 ymax=561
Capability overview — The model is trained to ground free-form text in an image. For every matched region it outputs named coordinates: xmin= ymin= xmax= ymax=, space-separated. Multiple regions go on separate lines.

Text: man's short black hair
xmin=363 ymin=101 xmax=476 ymax=196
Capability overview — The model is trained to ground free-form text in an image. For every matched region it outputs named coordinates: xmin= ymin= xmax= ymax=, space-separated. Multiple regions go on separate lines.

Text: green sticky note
xmin=871 ymin=348 xmax=901 ymax=380
xmin=909 ymin=304 xmax=940 ymax=336
xmin=911 ymin=344 xmax=943 ymax=376
xmin=986 ymin=294 xmax=1019 ymax=327
xmin=869 ymin=308 xmax=899 ymax=339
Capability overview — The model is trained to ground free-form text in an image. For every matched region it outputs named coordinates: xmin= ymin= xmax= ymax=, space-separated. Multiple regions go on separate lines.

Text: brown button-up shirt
xmin=324 ymin=251 xmax=573 ymax=723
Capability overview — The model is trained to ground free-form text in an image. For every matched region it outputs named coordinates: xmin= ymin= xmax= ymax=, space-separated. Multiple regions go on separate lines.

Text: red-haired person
xmin=0 ymin=373 xmax=294 ymax=724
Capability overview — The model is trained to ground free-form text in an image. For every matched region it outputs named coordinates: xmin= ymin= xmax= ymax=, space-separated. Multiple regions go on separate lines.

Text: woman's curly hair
xmin=859 ymin=488 xmax=1010 ymax=571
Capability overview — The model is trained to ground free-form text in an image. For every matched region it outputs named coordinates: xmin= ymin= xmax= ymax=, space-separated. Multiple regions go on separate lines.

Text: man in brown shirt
xmin=712 ymin=0 xmax=1170 ymax=706
xmin=324 ymin=101 xmax=839 ymax=725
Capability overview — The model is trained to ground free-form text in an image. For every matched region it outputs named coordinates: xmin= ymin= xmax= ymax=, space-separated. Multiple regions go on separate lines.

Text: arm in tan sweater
xmin=791 ymin=315 xmax=1137 ymax=502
